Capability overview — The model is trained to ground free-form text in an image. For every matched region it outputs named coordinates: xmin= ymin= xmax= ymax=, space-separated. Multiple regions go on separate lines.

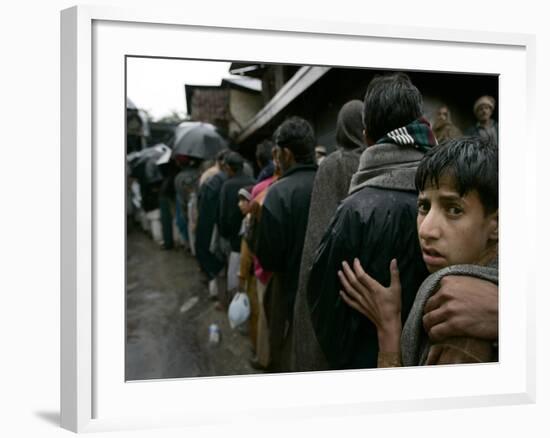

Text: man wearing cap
xmin=465 ymin=95 xmax=498 ymax=146
xmin=255 ymin=116 xmax=318 ymax=372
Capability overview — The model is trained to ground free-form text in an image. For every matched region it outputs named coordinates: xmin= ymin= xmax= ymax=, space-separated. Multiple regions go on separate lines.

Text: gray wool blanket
xmin=401 ymin=261 xmax=499 ymax=366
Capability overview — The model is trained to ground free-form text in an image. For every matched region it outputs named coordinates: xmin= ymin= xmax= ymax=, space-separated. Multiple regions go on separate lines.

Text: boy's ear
xmin=488 ymin=210 xmax=499 ymax=241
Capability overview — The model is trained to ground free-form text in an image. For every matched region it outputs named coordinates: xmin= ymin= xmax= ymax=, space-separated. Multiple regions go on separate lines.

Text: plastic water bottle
xmin=208 ymin=323 xmax=220 ymax=345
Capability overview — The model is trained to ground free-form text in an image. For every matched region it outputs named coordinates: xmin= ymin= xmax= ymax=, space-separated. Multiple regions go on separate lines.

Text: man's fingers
xmin=423 ymin=307 xmax=447 ymax=333
xmin=422 ymin=317 xmax=450 ymax=342
xmin=424 ymin=292 xmax=445 ymax=314
xmin=424 ymin=323 xmax=449 ymax=343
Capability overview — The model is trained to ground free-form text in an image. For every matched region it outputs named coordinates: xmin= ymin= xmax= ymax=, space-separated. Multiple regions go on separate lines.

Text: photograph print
xmin=125 ymin=57 xmax=499 ymax=381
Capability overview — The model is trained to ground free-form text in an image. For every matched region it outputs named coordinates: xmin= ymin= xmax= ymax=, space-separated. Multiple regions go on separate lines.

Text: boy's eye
xmin=417 ymin=200 xmax=430 ymax=214
xmin=447 ymin=205 xmax=464 ymax=216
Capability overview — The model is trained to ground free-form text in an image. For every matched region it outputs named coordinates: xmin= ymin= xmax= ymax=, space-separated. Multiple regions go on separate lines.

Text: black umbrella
xmin=127 ymin=143 xmax=170 ymax=184
xmin=172 ymin=122 xmax=228 ymax=160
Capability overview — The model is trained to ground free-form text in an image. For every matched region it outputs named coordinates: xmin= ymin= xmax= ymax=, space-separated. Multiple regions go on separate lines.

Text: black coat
xmin=307 ymin=186 xmax=429 ymax=370
xmin=195 ymin=171 xmax=227 ymax=279
xmin=256 ymin=164 xmax=317 ymax=322
xmin=217 ymin=172 xmax=255 ymax=252
xmin=256 ymin=163 xmax=317 ymax=371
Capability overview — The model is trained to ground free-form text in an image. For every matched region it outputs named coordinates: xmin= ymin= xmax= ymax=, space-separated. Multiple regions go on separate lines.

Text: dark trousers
xmin=159 ymin=197 xmax=173 ymax=249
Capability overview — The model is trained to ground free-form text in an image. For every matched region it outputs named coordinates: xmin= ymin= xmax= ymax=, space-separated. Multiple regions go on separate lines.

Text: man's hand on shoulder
xmin=422 ymin=276 xmax=498 ymax=342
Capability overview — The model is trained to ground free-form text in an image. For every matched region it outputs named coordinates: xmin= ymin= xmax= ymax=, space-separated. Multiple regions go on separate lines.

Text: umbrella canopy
xmin=127 ymin=143 xmax=171 ymax=184
xmin=172 ymin=122 xmax=228 ymax=160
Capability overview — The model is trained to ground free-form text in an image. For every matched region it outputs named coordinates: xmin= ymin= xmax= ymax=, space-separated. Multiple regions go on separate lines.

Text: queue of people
xmin=129 ymin=72 xmax=499 ymax=374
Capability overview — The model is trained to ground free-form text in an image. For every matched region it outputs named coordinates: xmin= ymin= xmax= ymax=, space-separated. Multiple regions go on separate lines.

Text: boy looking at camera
xmin=339 ymin=136 xmax=498 ymax=367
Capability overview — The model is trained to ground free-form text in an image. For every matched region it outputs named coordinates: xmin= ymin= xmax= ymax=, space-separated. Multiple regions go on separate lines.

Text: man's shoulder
xmin=271 ymin=167 xmax=314 ymax=191
xmin=324 ymin=186 xmax=418 ymax=238
xmin=223 ymin=174 xmax=253 ymax=189
xmin=264 ymin=176 xmax=294 ymax=207
xmin=201 ymin=176 xmax=222 ymax=196
xmin=342 ymin=185 xmax=418 ymax=214
xmin=263 ymin=167 xmax=315 ymax=212
xmin=205 ymin=171 xmax=225 ymax=187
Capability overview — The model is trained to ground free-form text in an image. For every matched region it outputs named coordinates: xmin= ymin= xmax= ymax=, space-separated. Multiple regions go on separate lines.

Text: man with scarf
xmin=307 ymin=73 xmax=435 ymax=369
xmin=256 ymin=117 xmax=318 ymax=372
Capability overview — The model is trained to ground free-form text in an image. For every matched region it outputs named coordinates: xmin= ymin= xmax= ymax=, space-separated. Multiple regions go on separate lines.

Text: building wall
xmin=228 ymin=88 xmax=264 ymax=139
xmin=190 ymin=88 xmax=230 ymax=131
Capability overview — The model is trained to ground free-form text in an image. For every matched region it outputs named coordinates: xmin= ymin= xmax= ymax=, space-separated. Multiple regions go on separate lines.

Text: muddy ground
xmin=125 ymin=226 xmax=262 ymax=381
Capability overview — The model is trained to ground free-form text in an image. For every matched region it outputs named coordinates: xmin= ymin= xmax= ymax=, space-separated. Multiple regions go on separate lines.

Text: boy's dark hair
xmin=256 ymin=139 xmax=274 ymax=168
xmin=363 ymin=72 xmax=423 ymax=142
xmin=415 ymin=136 xmax=498 ymax=214
xmin=274 ymin=116 xmax=316 ymax=164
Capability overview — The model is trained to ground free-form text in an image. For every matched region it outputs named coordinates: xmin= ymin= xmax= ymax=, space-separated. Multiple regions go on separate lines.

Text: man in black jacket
xmin=218 ymin=151 xmax=255 ymax=293
xmin=195 ymin=151 xmax=228 ymax=298
xmin=256 ymin=117 xmax=317 ymax=372
xmin=307 ymin=73 xmax=436 ymax=369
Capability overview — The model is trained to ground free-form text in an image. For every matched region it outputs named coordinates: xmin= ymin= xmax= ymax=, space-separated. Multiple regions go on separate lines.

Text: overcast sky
xmin=126 ymin=57 xmax=241 ymax=121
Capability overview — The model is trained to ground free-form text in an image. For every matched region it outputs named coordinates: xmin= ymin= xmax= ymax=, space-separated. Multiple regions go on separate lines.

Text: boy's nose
xmin=418 ymin=210 xmax=442 ymax=241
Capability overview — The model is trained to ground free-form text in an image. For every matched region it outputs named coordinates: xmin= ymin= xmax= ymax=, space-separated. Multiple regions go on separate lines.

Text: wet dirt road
xmin=126 ymin=228 xmax=261 ymax=381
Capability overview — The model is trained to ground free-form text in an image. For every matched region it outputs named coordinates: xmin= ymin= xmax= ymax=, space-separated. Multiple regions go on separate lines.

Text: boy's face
xmin=417 ymin=174 xmax=498 ymax=273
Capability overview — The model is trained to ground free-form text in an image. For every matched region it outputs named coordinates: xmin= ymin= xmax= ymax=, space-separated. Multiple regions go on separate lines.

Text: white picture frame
xmin=61 ymin=5 xmax=536 ymax=433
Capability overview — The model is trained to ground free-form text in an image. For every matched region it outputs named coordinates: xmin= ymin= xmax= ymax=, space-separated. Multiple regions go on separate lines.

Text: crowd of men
xmin=133 ymin=72 xmax=500 ymax=373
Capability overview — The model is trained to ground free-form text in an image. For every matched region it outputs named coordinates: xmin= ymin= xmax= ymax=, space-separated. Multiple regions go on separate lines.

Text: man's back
xmin=195 ymin=171 xmax=226 ymax=278
xmin=256 ymin=163 xmax=317 ymax=315
xmin=307 ymin=184 xmax=429 ymax=369
xmin=306 ymin=73 xmax=436 ymax=369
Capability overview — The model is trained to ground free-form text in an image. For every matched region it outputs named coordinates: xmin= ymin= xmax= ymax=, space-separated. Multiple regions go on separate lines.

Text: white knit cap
xmin=237 ymin=187 xmax=252 ymax=201
xmin=473 ymin=95 xmax=495 ymax=113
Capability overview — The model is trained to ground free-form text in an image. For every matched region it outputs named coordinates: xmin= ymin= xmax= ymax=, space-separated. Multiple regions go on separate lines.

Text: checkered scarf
xmin=375 ymin=117 xmax=438 ymax=152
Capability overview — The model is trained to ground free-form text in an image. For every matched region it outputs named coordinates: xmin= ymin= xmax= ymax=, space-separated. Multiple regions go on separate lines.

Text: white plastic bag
xmin=227 ymin=292 xmax=250 ymax=329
